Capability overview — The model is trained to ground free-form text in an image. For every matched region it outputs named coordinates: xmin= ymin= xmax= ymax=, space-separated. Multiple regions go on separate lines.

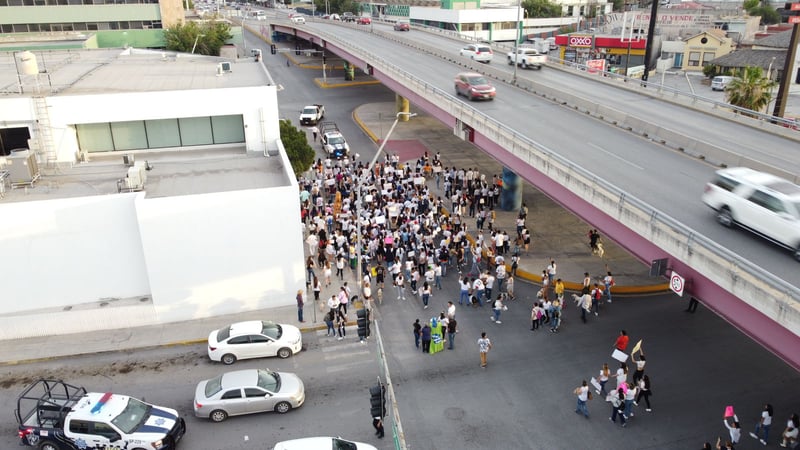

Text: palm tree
xmin=725 ymin=66 xmax=776 ymax=114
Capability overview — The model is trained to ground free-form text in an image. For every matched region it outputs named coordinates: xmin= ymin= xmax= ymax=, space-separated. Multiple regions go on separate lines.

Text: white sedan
xmin=208 ymin=320 xmax=302 ymax=365
xmin=273 ymin=437 xmax=378 ymax=450
xmin=194 ymin=369 xmax=305 ymax=422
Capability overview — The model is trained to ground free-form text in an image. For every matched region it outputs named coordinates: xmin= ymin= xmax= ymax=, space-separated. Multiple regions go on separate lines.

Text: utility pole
xmin=641 ymin=0 xmax=659 ymax=83
xmin=772 ymin=22 xmax=799 ymax=118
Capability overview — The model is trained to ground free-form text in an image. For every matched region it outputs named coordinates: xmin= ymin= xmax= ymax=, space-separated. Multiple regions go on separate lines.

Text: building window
xmin=702 ymin=52 xmax=715 ymax=64
xmin=688 ymin=51 xmax=701 ymax=66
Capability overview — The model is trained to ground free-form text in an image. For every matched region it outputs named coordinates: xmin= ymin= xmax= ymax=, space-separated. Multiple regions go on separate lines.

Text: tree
xmin=725 ymin=66 xmax=776 ymax=114
xmin=523 ymin=0 xmax=562 ymax=18
xmin=313 ymin=0 xmax=360 ymax=14
xmin=747 ymin=6 xmax=781 ymax=25
xmin=280 ymin=120 xmax=315 ymax=177
xmin=163 ymin=21 xmax=232 ymax=56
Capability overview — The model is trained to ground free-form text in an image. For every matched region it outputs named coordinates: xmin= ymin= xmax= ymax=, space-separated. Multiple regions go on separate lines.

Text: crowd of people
xmin=574 ymin=330 xmax=653 ymax=426
xmin=297 ymin=151 xmax=535 ymax=335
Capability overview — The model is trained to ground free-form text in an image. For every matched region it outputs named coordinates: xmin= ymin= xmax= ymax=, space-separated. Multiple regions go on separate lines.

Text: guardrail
xmin=298 ymin=25 xmax=800 ymax=339
xmin=356 ymin=24 xmax=800 ymax=183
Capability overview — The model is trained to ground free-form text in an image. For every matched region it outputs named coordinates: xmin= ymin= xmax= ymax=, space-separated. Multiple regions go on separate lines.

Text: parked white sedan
xmin=273 ymin=437 xmax=378 ymax=450
xmin=194 ymin=369 xmax=305 ymax=422
xmin=208 ymin=320 xmax=302 ymax=365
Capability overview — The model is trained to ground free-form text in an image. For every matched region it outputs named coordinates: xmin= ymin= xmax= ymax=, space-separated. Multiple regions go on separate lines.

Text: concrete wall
xmin=0 ymin=193 xmax=150 ymax=315
xmin=0 ymin=182 xmax=303 ymax=339
xmin=136 ymin=186 xmax=304 ymax=323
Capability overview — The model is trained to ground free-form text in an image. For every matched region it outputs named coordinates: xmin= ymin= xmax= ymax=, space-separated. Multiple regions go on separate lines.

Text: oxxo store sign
xmin=568 ymin=35 xmax=594 ymax=48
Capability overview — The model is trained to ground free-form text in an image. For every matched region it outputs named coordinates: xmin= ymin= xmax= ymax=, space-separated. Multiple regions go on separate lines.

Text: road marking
xmin=588 ymin=142 xmax=644 ymax=170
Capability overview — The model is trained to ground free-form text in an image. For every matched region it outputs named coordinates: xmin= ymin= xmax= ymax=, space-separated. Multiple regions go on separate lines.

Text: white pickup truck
xmin=506 ymin=48 xmax=547 ymax=70
xmin=299 ymin=104 xmax=324 ymax=126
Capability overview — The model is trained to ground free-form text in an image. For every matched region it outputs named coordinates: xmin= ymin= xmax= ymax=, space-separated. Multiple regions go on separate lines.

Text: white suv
xmin=460 ymin=44 xmax=493 ymax=63
xmin=702 ymin=167 xmax=800 ymax=261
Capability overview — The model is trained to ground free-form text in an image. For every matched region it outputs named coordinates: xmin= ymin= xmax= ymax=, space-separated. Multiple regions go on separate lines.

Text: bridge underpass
xmin=269 ymin=23 xmax=800 ymax=371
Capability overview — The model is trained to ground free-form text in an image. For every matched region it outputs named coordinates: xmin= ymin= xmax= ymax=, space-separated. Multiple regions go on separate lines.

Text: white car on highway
xmin=702 ymin=167 xmax=800 ymax=261
xmin=208 ymin=320 xmax=303 ymax=364
xmin=459 ymin=43 xmax=493 ymax=63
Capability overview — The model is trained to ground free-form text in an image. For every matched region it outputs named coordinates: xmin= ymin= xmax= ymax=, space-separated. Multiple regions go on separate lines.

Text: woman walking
xmin=492 ymin=294 xmax=506 ymax=324
xmin=531 ymin=303 xmax=541 ymax=331
xmin=421 ymin=282 xmax=431 ymax=309
xmin=750 ymin=403 xmax=773 ymax=445
xmin=323 ymin=260 xmax=332 ymax=286
xmin=635 ymin=375 xmax=652 ymax=412
xmin=312 ymin=275 xmax=321 ymax=302
xmin=305 ymin=256 xmax=316 ymax=285
xmin=597 ymin=363 xmax=610 ymax=397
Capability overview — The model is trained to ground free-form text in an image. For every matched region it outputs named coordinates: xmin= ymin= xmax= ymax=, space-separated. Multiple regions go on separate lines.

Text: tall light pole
xmin=512 ymin=0 xmax=523 ymax=84
xmin=355 ymin=112 xmax=417 ymax=306
xmin=191 ymin=33 xmax=206 ymax=54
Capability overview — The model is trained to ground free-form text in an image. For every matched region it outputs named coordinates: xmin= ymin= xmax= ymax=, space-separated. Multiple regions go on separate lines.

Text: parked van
xmin=711 ymin=75 xmax=734 ymax=91
xmin=248 ymin=10 xmax=266 ymax=20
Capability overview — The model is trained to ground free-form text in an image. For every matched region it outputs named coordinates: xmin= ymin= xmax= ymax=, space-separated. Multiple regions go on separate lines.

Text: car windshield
xmin=261 ymin=321 xmax=282 ymax=339
xmin=256 ymin=370 xmax=280 ymax=392
xmin=332 ymin=438 xmax=358 ymax=450
xmin=477 ymin=46 xmax=491 ymax=53
xmin=467 ymin=76 xmax=488 ymax=85
xmin=110 ymin=397 xmax=151 ymax=434
xmin=302 ymin=107 xmax=317 ymax=115
xmin=328 ymin=136 xmax=345 ymax=145
xmin=204 ymin=374 xmax=224 ymax=398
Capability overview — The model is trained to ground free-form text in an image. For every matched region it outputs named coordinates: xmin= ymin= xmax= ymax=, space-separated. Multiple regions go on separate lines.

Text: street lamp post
xmin=191 ymin=33 xmax=206 ymax=54
xmin=512 ymin=0 xmax=523 ymax=84
xmin=355 ymin=112 xmax=417 ymax=308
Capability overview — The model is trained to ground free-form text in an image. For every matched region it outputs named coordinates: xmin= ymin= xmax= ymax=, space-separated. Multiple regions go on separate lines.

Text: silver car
xmin=194 ymin=369 xmax=305 ymax=422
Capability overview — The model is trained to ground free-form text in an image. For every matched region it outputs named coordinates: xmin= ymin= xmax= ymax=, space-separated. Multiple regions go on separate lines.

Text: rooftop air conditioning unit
xmin=122 ymin=161 xmax=147 ymax=191
xmin=219 ymin=61 xmax=232 ymax=73
xmin=7 ymin=149 xmax=40 ymax=185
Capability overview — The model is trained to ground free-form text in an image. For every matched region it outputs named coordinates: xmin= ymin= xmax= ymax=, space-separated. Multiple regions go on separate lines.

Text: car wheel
xmin=221 ymin=353 xmax=237 ymax=365
xmin=521 ymin=61 xmax=528 ymax=69
xmin=717 ymin=207 xmax=734 ymax=228
xmin=455 ymin=86 xmax=460 ymax=96
xmin=210 ymin=409 xmax=228 ymax=422
xmin=507 ymin=58 xmax=513 ymax=65
xmin=275 ymin=401 xmax=292 ymax=414
xmin=39 ymin=443 xmax=60 ymax=450
xmin=277 ymin=347 xmax=292 ymax=359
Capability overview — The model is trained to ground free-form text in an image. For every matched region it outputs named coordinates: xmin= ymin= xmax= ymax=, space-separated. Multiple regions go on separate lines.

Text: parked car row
xmin=16 ymin=319 xmax=376 ymax=449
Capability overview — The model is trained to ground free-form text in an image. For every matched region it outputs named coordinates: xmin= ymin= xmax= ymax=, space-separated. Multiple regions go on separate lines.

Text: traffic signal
xmin=369 ymin=383 xmax=386 ymax=418
xmin=357 ymin=308 xmax=370 ymax=339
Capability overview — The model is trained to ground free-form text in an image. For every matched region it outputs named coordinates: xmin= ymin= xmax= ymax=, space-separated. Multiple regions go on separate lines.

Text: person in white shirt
xmin=723 ymin=414 xmax=742 ymax=444
xmin=749 ymin=404 xmax=773 ymax=445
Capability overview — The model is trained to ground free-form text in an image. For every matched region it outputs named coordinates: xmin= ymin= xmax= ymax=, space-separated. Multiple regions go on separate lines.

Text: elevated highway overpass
xmin=268 ymin=19 xmax=800 ymax=370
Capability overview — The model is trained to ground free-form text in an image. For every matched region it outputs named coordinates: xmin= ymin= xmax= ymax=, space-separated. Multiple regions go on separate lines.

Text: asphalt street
xmin=261 ymin=33 xmax=800 ymax=450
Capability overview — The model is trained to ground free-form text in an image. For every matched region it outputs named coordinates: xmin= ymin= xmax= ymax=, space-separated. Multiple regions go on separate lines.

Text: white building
xmin=0 ymin=49 xmax=304 ymax=339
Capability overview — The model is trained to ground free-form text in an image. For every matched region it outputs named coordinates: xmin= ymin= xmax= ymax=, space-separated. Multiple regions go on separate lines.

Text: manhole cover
xmin=444 ymin=407 xmax=465 ymax=420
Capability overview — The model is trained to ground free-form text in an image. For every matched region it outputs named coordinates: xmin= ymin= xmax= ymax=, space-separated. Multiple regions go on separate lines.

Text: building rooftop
xmin=0 ymin=48 xmax=272 ymax=97
xmin=0 ymin=147 xmax=290 ymax=203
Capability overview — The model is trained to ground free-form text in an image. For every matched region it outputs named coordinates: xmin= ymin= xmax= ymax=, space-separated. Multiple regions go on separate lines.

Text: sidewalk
xmin=351 ymin=101 xmax=665 ymax=294
xmin=0 ymin=102 xmax=667 ymax=366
